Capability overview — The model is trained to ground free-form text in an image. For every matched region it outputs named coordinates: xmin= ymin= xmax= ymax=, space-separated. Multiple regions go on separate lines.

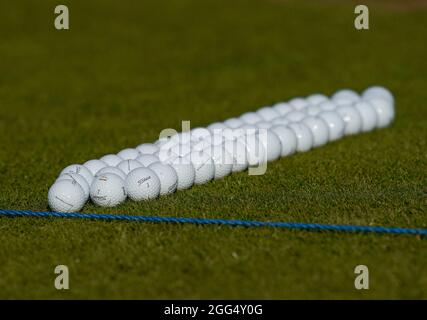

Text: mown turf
xmin=0 ymin=0 xmax=426 ymax=299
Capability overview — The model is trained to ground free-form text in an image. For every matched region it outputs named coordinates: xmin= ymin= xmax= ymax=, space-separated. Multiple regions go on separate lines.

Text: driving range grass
xmin=0 ymin=0 xmax=426 ymax=299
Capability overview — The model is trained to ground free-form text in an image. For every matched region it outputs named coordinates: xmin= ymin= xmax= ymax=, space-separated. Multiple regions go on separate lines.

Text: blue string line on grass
xmin=0 ymin=209 xmax=426 ymax=236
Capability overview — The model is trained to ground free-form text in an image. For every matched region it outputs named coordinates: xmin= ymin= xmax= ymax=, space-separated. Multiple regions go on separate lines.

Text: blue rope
xmin=0 ymin=209 xmax=425 ymax=235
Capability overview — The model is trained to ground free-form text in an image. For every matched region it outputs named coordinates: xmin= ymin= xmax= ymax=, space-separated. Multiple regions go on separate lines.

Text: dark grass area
xmin=0 ymin=0 xmax=426 ymax=298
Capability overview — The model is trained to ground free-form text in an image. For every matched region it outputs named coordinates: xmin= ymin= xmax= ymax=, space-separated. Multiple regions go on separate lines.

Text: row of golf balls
xmin=48 ymin=86 xmax=395 ymax=212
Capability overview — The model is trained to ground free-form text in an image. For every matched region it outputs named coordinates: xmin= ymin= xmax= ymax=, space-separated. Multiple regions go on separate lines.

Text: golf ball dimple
xmin=136 ymin=154 xmax=160 ymax=167
xmin=170 ymin=156 xmax=196 ymax=190
xmin=287 ymin=123 xmax=314 ymax=152
xmin=185 ymin=150 xmax=215 ymax=185
xmin=270 ymin=125 xmax=297 ymax=157
xmin=366 ymin=98 xmax=395 ymax=128
xmin=117 ymin=159 xmax=143 ymax=175
xmin=83 ymin=159 xmax=108 ymax=176
xmin=60 ymin=164 xmax=94 ymax=186
xmin=239 ymin=112 xmax=263 ymax=124
xmin=136 ymin=143 xmax=159 ymax=155
xmin=48 ymin=180 xmax=86 ymax=213
xmin=362 ymin=86 xmax=394 ymax=105
xmin=256 ymin=106 xmax=280 ymax=121
xmin=95 ymin=166 xmax=127 ymax=180
xmin=90 ymin=173 xmax=127 ymax=207
xmin=301 ymin=116 xmax=329 ymax=147
xmin=336 ymin=105 xmax=363 ymax=135
xmin=56 ymin=173 xmax=90 ymax=200
xmin=125 ymin=167 xmax=161 ymax=201
xmin=354 ymin=100 xmax=379 ymax=132
xmin=100 ymin=154 xmax=123 ymax=167
xmin=148 ymin=162 xmax=178 ymax=195
xmin=317 ymin=111 xmax=346 ymax=141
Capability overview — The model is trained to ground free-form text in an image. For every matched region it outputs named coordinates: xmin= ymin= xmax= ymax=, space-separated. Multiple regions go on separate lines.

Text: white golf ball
xmin=306 ymin=94 xmax=328 ymax=106
xmin=272 ymin=102 xmax=294 ymax=116
xmin=257 ymin=130 xmax=282 ymax=162
xmin=223 ymin=117 xmax=244 ymax=129
xmin=135 ymin=143 xmax=159 ymax=155
xmin=125 ymin=167 xmax=161 ymax=201
xmin=117 ymin=159 xmax=143 ymax=175
xmin=317 ymin=111 xmax=346 ymax=141
xmin=170 ymin=143 xmax=192 ymax=157
xmin=256 ymin=106 xmax=280 ymax=121
xmin=336 ymin=105 xmax=363 ymax=135
xmin=271 ymin=117 xmax=290 ymax=126
xmin=270 ymin=125 xmax=297 ymax=157
xmin=203 ymin=145 xmax=233 ymax=179
xmin=148 ymin=162 xmax=178 ymax=195
xmin=287 ymin=123 xmax=314 ymax=152
xmin=60 ymin=164 xmax=94 ymax=186
xmin=318 ymin=100 xmax=338 ymax=111
xmin=255 ymin=121 xmax=273 ymax=129
xmin=155 ymin=135 xmax=176 ymax=148
xmin=156 ymin=142 xmax=178 ymax=162
xmin=207 ymin=122 xmax=228 ymax=132
xmin=56 ymin=173 xmax=90 ymax=199
xmin=48 ymin=180 xmax=86 ymax=212
xmin=117 ymin=148 xmax=140 ymax=160
xmin=362 ymin=86 xmax=394 ymax=105
xmin=301 ymin=116 xmax=330 ymax=147
xmin=190 ymin=127 xmax=212 ymax=143
xmin=185 ymin=150 xmax=215 ymax=185
xmin=95 ymin=166 xmax=127 ymax=180
xmin=90 ymin=173 xmax=127 ymax=207
xmin=366 ymin=98 xmax=395 ymax=128
xmin=100 ymin=154 xmax=123 ymax=167
xmin=288 ymin=97 xmax=309 ymax=110
xmin=170 ymin=156 xmax=196 ymax=190
xmin=83 ymin=159 xmax=108 ymax=176
xmin=304 ymin=104 xmax=322 ymax=116
xmin=239 ymin=112 xmax=263 ymax=124
xmin=354 ymin=100 xmax=379 ymax=132
xmin=286 ymin=110 xmax=306 ymax=122
xmin=242 ymin=134 xmax=267 ymax=166
xmin=192 ymin=138 xmax=213 ymax=152
xmin=219 ymin=128 xmax=236 ymax=142
xmin=136 ymin=154 xmax=160 ymax=167
xmin=331 ymin=89 xmax=360 ymax=105
xmin=238 ymin=123 xmax=259 ymax=133
xmin=223 ymin=139 xmax=248 ymax=172
xmin=171 ymin=131 xmax=192 ymax=145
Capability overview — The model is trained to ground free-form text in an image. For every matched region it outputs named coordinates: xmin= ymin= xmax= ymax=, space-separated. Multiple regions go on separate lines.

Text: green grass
xmin=0 ymin=0 xmax=426 ymax=299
